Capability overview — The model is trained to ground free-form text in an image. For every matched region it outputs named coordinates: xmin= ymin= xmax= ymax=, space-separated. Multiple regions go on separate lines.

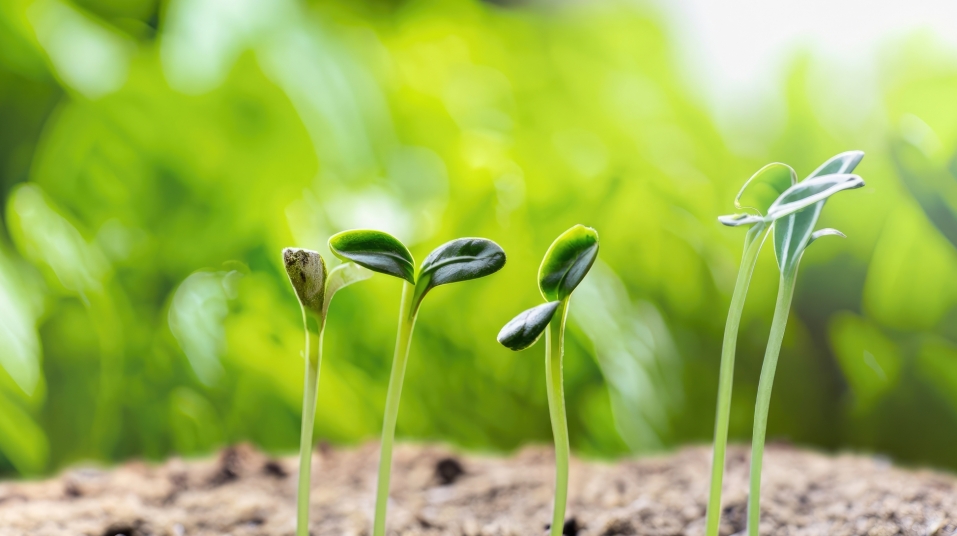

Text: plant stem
xmin=705 ymin=224 xmax=769 ymax=536
xmin=296 ymin=312 xmax=323 ymax=536
xmin=545 ymin=299 xmax=570 ymax=536
xmin=373 ymin=281 xmax=418 ymax=536
xmin=747 ymin=266 xmax=797 ymax=536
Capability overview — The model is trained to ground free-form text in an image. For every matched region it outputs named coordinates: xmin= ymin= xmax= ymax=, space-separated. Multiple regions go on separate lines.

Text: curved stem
xmin=705 ymin=224 xmax=770 ymax=536
xmin=747 ymin=267 xmax=797 ymax=536
xmin=373 ymin=282 xmax=418 ymax=536
xmin=296 ymin=313 xmax=324 ymax=536
xmin=545 ymin=299 xmax=570 ymax=536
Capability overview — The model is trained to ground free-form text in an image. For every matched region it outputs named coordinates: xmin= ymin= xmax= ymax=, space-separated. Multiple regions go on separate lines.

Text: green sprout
xmin=716 ymin=152 xmax=865 ymax=535
xmin=496 ymin=224 xmax=599 ymax=536
xmin=328 ymin=230 xmax=506 ymax=536
xmin=282 ymin=248 xmax=372 ymax=536
xmin=704 ymin=163 xmax=796 ymax=536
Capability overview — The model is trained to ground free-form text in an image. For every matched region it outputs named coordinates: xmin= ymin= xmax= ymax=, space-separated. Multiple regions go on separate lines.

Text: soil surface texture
xmin=1 ymin=442 xmax=955 ymax=536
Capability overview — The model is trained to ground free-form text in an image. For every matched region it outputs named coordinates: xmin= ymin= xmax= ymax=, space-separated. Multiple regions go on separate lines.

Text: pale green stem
xmin=747 ymin=266 xmax=798 ymax=536
xmin=296 ymin=312 xmax=324 ymax=536
xmin=545 ymin=299 xmax=570 ymax=536
xmin=705 ymin=224 xmax=770 ymax=536
xmin=373 ymin=282 xmax=418 ymax=536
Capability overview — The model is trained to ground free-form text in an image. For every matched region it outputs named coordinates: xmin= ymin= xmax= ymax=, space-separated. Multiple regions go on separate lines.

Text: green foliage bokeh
xmin=2 ymin=0 xmax=957 ymax=477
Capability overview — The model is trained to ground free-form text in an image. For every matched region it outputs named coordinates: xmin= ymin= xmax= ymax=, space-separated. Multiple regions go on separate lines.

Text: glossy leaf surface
xmin=322 ymin=262 xmax=373 ymax=318
xmin=497 ymin=301 xmax=561 ymax=351
xmin=417 ymin=238 xmax=506 ymax=297
xmin=329 ymin=230 xmax=415 ymax=284
xmin=283 ymin=248 xmax=327 ymax=317
xmin=539 ymin=225 xmax=599 ymax=301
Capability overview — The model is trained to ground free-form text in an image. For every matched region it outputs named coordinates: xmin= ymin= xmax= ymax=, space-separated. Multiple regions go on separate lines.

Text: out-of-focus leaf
xmin=0 ymin=242 xmax=42 ymax=395
xmin=0 ymin=389 xmax=48 ymax=475
xmin=538 ymin=225 xmax=599 ymax=301
xmin=497 ymin=301 xmax=560 ymax=351
xmin=828 ymin=313 xmax=901 ymax=412
xmin=329 ymin=230 xmax=415 ymax=284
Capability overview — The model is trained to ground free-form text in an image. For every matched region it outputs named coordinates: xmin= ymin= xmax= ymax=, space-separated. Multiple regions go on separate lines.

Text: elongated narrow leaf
xmin=328 ymin=229 xmax=415 ymax=284
xmin=772 ymin=151 xmax=865 ymax=272
xmin=734 ymin=163 xmax=797 ymax=214
xmin=806 ymin=228 xmax=845 ymax=248
xmin=718 ymin=213 xmax=765 ymax=227
xmin=282 ymin=248 xmax=326 ymax=317
xmin=497 ymin=301 xmax=561 ymax=351
xmin=766 ymin=174 xmax=864 ymax=221
xmin=417 ymin=238 xmax=506 ymax=297
xmin=807 ymin=150 xmax=864 ymax=178
xmin=322 ymin=262 xmax=372 ymax=318
xmin=539 ymin=225 xmax=599 ymax=301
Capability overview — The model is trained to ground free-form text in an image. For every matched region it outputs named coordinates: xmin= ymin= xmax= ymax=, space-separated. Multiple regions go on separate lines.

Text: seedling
xmin=328 ymin=230 xmax=506 ymax=536
xmin=496 ymin=224 xmax=599 ymax=536
xmin=283 ymin=248 xmax=372 ymax=536
xmin=704 ymin=163 xmax=796 ymax=536
xmin=719 ymin=152 xmax=864 ymax=535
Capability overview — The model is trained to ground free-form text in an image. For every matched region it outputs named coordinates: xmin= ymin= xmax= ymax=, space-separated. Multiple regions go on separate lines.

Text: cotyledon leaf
xmin=772 ymin=152 xmax=865 ymax=272
xmin=415 ymin=238 xmax=506 ymax=301
xmin=538 ymin=225 xmax=599 ymax=301
xmin=328 ymin=229 xmax=415 ymax=285
xmin=806 ymin=228 xmax=845 ymax=248
xmin=283 ymin=248 xmax=327 ymax=318
xmin=718 ymin=163 xmax=796 ymax=227
xmin=322 ymin=262 xmax=372 ymax=319
xmin=497 ymin=301 xmax=561 ymax=351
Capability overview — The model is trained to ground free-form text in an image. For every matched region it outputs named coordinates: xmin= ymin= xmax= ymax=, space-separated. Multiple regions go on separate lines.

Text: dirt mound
xmin=0 ymin=442 xmax=954 ymax=535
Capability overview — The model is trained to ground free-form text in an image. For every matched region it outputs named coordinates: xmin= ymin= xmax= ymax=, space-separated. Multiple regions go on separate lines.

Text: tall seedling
xmin=704 ymin=164 xmax=796 ymax=536
xmin=496 ymin=225 xmax=599 ymax=536
xmin=328 ymin=230 xmax=506 ymax=536
xmin=722 ymin=152 xmax=865 ymax=535
xmin=283 ymin=248 xmax=372 ymax=536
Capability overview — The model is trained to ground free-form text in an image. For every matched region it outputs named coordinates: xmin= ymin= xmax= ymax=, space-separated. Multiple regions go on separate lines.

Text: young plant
xmin=328 ymin=230 xmax=506 ymax=536
xmin=496 ymin=224 xmax=599 ymax=536
xmin=721 ymin=152 xmax=865 ymax=535
xmin=283 ymin=248 xmax=372 ymax=536
xmin=704 ymin=163 xmax=796 ymax=536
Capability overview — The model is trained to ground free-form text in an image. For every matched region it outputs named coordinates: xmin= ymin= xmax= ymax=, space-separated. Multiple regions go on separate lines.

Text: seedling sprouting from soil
xmin=704 ymin=163 xmax=796 ymax=536
xmin=496 ymin=224 xmax=599 ymax=536
xmin=328 ymin=230 xmax=506 ymax=536
xmin=718 ymin=152 xmax=864 ymax=535
xmin=283 ymin=248 xmax=372 ymax=536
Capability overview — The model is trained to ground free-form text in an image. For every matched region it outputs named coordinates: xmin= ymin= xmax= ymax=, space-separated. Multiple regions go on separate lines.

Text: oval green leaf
xmin=328 ymin=229 xmax=415 ymax=284
xmin=282 ymin=248 xmax=327 ymax=317
xmin=538 ymin=225 xmax=599 ymax=301
xmin=322 ymin=262 xmax=372 ymax=318
xmin=497 ymin=301 xmax=561 ymax=351
xmin=416 ymin=238 xmax=506 ymax=298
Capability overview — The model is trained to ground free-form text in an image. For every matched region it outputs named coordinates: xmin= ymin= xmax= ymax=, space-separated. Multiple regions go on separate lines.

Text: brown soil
xmin=0 ymin=442 xmax=955 ymax=536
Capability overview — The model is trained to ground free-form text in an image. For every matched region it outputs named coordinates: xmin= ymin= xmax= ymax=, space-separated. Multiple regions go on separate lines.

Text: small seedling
xmin=704 ymin=163 xmax=796 ymax=536
xmin=496 ymin=224 xmax=599 ymax=536
xmin=720 ymin=152 xmax=864 ymax=535
xmin=283 ymin=248 xmax=372 ymax=536
xmin=328 ymin=230 xmax=506 ymax=536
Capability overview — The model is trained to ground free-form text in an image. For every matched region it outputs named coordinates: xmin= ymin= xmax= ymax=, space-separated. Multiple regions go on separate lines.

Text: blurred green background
xmin=3 ymin=0 xmax=957 ymax=478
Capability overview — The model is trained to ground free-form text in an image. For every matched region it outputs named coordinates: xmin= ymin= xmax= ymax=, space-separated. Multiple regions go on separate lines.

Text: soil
xmin=1 ymin=442 xmax=955 ymax=536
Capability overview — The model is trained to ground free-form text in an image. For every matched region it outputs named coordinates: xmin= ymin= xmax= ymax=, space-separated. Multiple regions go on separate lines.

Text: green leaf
xmin=328 ymin=229 xmax=415 ymax=284
xmin=497 ymin=301 xmax=561 ymax=351
xmin=806 ymin=228 xmax=845 ymax=248
xmin=282 ymin=248 xmax=327 ymax=317
xmin=323 ymin=262 xmax=373 ymax=318
xmin=772 ymin=151 xmax=866 ymax=272
xmin=734 ymin=163 xmax=797 ymax=215
xmin=415 ymin=238 xmax=506 ymax=300
xmin=538 ymin=225 xmax=599 ymax=301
